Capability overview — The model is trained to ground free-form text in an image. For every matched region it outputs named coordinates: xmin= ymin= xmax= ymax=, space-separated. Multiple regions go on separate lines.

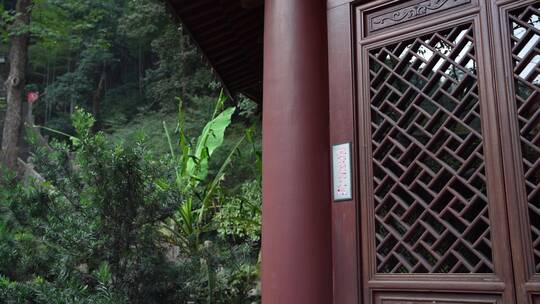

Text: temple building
xmin=166 ymin=0 xmax=540 ymax=303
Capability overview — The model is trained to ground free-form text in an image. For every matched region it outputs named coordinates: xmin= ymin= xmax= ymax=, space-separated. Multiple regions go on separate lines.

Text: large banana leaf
xmin=186 ymin=106 xmax=235 ymax=184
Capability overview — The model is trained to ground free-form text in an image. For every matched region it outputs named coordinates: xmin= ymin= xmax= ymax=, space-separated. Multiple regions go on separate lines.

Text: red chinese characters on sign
xmin=27 ymin=92 xmax=39 ymax=104
xmin=332 ymin=143 xmax=352 ymax=201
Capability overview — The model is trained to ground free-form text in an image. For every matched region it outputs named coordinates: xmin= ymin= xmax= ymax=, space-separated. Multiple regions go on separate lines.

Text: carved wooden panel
xmin=507 ymin=2 xmax=540 ymax=274
xmin=366 ymin=0 xmax=472 ymax=33
xmin=374 ymin=292 xmax=501 ymax=304
xmin=368 ymin=23 xmax=494 ymax=274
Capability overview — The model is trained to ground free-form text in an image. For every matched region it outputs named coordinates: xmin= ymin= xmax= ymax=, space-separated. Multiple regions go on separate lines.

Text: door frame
xmin=490 ymin=0 xmax=540 ymax=303
xmin=355 ymin=1 xmax=514 ymax=302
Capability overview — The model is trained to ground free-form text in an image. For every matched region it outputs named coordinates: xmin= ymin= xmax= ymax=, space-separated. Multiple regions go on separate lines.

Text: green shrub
xmin=0 ymin=93 xmax=262 ymax=303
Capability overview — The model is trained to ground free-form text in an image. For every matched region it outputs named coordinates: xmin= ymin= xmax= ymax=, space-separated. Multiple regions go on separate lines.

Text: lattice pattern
xmin=368 ymin=23 xmax=494 ymax=274
xmin=508 ymin=4 xmax=540 ymax=273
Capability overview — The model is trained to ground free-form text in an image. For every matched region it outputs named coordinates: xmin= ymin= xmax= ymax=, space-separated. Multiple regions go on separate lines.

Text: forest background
xmin=0 ymin=0 xmax=262 ymax=303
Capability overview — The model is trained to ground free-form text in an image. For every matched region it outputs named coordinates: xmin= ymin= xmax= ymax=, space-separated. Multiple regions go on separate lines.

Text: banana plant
xmin=162 ymin=90 xmax=245 ymax=253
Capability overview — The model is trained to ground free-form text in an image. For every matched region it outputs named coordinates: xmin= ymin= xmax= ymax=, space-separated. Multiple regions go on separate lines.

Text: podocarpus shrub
xmin=0 ymin=109 xmax=184 ymax=303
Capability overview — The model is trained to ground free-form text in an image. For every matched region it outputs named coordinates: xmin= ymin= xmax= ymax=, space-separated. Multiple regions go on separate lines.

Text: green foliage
xmin=0 ymin=97 xmax=261 ymax=302
xmin=117 ymin=0 xmax=167 ymax=49
xmin=26 ymin=0 xmax=217 ymax=138
xmin=215 ymin=180 xmax=262 ymax=242
xmin=237 ymin=95 xmax=260 ymax=121
xmin=187 ymin=91 xmax=235 ymax=184
xmin=34 ymin=0 xmax=120 ymax=116
xmin=162 ymin=91 xmax=245 ymax=250
xmin=1 ymin=0 xmax=263 ymax=302
xmin=0 ymin=109 xmax=184 ymax=303
xmin=143 ymin=21 xmax=215 ymax=106
xmin=0 ymin=1 xmax=33 ymax=42
xmin=106 ymin=109 xmax=178 ymax=156
xmin=161 ymin=94 xmax=260 ymax=303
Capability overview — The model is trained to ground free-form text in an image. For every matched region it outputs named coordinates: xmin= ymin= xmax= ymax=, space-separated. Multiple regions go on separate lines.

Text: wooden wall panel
xmin=328 ymin=3 xmax=360 ymax=304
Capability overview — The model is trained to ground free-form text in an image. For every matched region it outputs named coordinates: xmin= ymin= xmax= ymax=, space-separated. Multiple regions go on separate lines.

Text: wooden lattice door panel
xmin=353 ymin=0 xmax=536 ymax=302
xmin=506 ymin=2 xmax=540 ymax=274
xmin=367 ymin=23 xmax=494 ymax=274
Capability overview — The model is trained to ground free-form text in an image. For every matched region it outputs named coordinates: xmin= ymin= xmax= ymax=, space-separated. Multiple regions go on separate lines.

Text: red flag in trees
xmin=27 ymin=91 xmax=39 ymax=104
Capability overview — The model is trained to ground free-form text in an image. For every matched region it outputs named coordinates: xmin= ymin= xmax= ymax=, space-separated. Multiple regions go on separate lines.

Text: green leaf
xmin=198 ymin=134 xmax=245 ymax=223
xmin=187 ymin=106 xmax=235 ymax=183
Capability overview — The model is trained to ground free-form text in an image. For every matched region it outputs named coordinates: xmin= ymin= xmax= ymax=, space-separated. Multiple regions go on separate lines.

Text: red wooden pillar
xmin=262 ymin=0 xmax=332 ymax=303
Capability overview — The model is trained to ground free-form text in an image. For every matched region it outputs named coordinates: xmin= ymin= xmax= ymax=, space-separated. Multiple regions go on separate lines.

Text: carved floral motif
xmin=369 ymin=0 xmax=471 ymax=31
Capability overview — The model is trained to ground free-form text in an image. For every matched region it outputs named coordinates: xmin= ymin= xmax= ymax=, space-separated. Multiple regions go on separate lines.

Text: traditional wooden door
xmin=353 ymin=0 xmax=540 ymax=303
xmin=494 ymin=1 xmax=540 ymax=303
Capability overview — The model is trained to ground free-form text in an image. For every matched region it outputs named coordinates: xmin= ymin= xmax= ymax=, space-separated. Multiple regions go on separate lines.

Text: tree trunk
xmin=92 ymin=66 xmax=106 ymax=130
xmin=138 ymin=44 xmax=143 ymax=97
xmin=2 ymin=0 xmax=32 ymax=171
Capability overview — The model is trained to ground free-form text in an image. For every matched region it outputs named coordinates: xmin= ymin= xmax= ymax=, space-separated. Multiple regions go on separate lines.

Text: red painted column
xmin=262 ymin=1 xmax=332 ymax=303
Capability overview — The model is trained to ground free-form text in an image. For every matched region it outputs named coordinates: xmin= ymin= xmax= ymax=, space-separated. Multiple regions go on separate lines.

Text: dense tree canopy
xmin=0 ymin=0 xmax=262 ymax=303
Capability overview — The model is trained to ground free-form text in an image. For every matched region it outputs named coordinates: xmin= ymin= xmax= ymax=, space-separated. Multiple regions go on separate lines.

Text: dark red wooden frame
xmin=492 ymin=1 xmax=540 ymax=303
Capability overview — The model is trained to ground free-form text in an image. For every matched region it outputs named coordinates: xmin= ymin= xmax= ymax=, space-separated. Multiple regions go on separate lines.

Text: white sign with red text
xmin=332 ymin=143 xmax=352 ymax=201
